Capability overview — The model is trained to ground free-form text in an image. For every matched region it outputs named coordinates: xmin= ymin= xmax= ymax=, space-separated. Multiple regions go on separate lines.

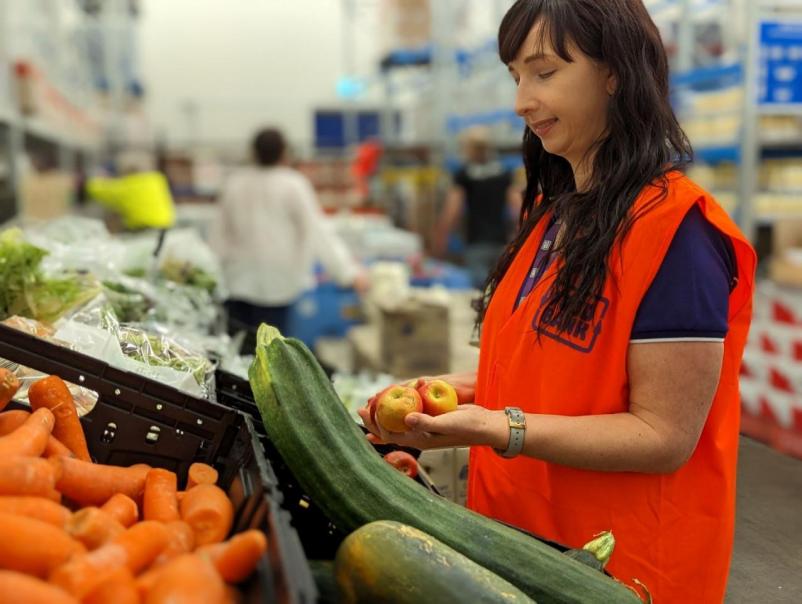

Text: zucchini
xmin=249 ymin=326 xmax=640 ymax=604
xmin=335 ymin=520 xmax=535 ymax=603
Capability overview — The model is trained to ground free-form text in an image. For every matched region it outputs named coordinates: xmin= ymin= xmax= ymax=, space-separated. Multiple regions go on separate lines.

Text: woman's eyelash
xmin=538 ymin=70 xmax=556 ymax=80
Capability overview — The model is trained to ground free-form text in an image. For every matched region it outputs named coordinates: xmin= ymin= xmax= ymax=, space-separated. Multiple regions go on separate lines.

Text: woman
xmin=359 ymin=1 xmax=755 ymax=601
xmin=214 ymin=128 xmax=366 ymax=347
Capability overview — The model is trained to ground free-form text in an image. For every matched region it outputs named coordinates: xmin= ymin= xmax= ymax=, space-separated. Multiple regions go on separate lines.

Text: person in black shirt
xmin=434 ymin=127 xmax=522 ymax=289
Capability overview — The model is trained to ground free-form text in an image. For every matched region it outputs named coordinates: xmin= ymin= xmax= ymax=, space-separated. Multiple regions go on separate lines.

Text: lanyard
xmin=516 ymin=216 xmax=561 ymax=310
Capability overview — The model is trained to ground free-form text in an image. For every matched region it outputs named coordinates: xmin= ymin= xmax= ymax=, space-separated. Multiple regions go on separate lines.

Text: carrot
xmin=152 ymin=521 xmax=195 ymax=567
xmin=100 ymin=493 xmax=139 ymax=528
xmin=144 ymin=468 xmax=180 ymax=522
xmin=83 ymin=567 xmax=139 ymax=604
xmin=0 ymin=407 xmax=54 ymax=457
xmin=0 ymin=368 xmax=21 ymax=411
xmin=44 ymin=435 xmax=75 ymax=458
xmin=56 ymin=457 xmax=149 ymax=506
xmin=0 ymin=409 xmax=30 ymax=433
xmin=0 ymin=570 xmax=79 ymax=604
xmin=0 ymin=409 xmax=74 ymax=458
xmin=0 ymin=456 xmax=58 ymax=497
xmin=179 ymin=484 xmax=234 ymax=546
xmin=196 ymin=529 xmax=267 ymax=583
xmin=65 ymin=507 xmax=125 ymax=550
xmin=187 ymin=462 xmax=219 ymax=489
xmin=0 ymin=512 xmax=85 ymax=578
xmin=0 ymin=496 xmax=71 ymax=527
xmin=143 ymin=554 xmax=226 ymax=604
xmin=27 ymin=375 xmax=90 ymax=461
xmin=50 ymin=520 xmax=169 ymax=598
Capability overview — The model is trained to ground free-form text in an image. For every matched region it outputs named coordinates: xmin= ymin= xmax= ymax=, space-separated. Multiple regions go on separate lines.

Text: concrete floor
xmin=726 ymin=437 xmax=802 ymax=603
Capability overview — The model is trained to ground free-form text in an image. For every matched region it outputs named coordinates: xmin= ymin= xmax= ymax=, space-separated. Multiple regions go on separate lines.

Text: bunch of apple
xmin=369 ymin=379 xmax=459 ymax=433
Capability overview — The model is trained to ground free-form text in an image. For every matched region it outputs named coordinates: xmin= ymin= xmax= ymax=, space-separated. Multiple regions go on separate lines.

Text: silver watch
xmin=495 ymin=406 xmax=526 ymax=458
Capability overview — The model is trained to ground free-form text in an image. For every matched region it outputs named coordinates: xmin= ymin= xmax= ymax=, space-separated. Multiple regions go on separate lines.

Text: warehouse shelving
xmin=0 ymin=0 xmax=142 ymax=224
xmin=669 ymin=0 xmax=802 ymax=240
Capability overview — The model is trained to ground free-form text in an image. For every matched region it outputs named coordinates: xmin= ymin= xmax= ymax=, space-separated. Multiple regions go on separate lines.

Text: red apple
xmin=383 ymin=451 xmax=418 ymax=478
xmin=374 ymin=385 xmax=423 ymax=433
xmin=417 ymin=379 xmax=458 ymax=416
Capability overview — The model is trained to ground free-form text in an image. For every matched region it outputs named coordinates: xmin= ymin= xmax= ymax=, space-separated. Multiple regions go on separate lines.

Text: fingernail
xmin=405 ymin=414 xmax=419 ymax=427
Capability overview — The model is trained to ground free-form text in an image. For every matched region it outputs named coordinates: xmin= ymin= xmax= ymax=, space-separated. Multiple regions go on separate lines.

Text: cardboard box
xmin=418 ymin=447 xmax=469 ymax=505
xmin=380 ymin=298 xmax=449 ymax=378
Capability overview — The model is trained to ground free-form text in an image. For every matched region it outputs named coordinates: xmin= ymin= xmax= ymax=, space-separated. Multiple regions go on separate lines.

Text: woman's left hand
xmin=357 ymin=403 xmax=508 ymax=450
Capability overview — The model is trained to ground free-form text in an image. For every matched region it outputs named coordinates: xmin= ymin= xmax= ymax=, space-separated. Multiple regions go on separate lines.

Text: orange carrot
xmin=0 ymin=512 xmax=85 ymax=578
xmin=50 ymin=520 xmax=169 ymax=598
xmin=0 ymin=407 xmax=54 ymax=457
xmin=179 ymin=484 xmax=234 ymax=546
xmin=27 ymin=375 xmax=90 ymax=461
xmin=44 ymin=435 xmax=75 ymax=458
xmin=100 ymin=493 xmax=139 ymax=528
xmin=0 ymin=570 xmax=78 ymax=604
xmin=151 ymin=521 xmax=195 ymax=567
xmin=0 ymin=457 xmax=58 ymax=497
xmin=143 ymin=554 xmax=226 ymax=604
xmin=0 ymin=409 xmax=30 ymax=434
xmin=186 ymin=463 xmax=219 ymax=489
xmin=0 ymin=409 xmax=74 ymax=458
xmin=83 ymin=567 xmax=139 ymax=604
xmin=144 ymin=468 xmax=180 ymax=522
xmin=65 ymin=507 xmax=125 ymax=550
xmin=0 ymin=496 xmax=70 ymax=527
xmin=196 ymin=529 xmax=267 ymax=583
xmin=0 ymin=368 xmax=20 ymax=411
xmin=56 ymin=457 xmax=149 ymax=506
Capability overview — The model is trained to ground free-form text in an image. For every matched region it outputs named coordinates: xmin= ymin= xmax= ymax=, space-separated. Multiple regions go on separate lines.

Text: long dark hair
xmin=474 ymin=0 xmax=692 ymax=333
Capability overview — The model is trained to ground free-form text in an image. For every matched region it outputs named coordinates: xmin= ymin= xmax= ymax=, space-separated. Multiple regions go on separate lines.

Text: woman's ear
xmin=606 ymin=70 xmax=618 ymax=96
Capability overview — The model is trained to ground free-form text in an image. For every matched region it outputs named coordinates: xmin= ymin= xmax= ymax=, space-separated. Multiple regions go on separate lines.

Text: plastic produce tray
xmin=0 ymin=323 xmax=317 ymax=604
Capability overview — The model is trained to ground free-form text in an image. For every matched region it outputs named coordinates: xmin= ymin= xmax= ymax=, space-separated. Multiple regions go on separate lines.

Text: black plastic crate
xmin=216 ymin=368 xmax=442 ymax=560
xmin=0 ymin=323 xmax=317 ymax=604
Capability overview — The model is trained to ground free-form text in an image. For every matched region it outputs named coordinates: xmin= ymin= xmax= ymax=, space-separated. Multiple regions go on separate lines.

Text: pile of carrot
xmin=0 ymin=373 xmax=268 ymax=604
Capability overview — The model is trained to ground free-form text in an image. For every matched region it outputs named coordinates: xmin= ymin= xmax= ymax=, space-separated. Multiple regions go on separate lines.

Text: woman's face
xmin=507 ymin=22 xmax=616 ymax=177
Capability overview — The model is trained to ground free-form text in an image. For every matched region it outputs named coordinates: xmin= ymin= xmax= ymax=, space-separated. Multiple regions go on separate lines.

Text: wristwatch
xmin=495 ymin=407 xmax=526 ymax=458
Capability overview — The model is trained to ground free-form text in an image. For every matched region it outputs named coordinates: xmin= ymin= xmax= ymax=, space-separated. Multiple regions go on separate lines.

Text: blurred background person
xmin=433 ymin=126 xmax=522 ymax=290
xmin=83 ymin=149 xmax=176 ymax=231
xmin=213 ymin=127 xmax=367 ymax=350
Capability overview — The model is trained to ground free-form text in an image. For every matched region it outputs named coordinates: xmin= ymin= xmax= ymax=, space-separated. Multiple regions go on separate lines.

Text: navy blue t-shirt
xmin=630 ymin=205 xmax=735 ymax=342
xmin=519 ymin=205 xmax=736 ymax=340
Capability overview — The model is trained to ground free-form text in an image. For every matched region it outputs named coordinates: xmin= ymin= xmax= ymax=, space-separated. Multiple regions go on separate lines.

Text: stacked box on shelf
xmin=740 ymin=283 xmax=802 ymax=459
xmin=379 ymin=298 xmax=450 ymax=377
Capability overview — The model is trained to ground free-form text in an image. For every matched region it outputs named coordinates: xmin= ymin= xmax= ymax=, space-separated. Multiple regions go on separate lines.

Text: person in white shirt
xmin=214 ymin=128 xmax=367 ymax=349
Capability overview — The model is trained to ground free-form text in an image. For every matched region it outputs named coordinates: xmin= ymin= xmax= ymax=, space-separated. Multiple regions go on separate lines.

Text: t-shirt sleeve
xmin=630 ymin=205 xmax=736 ymax=343
xmin=453 ymin=168 xmax=469 ymax=190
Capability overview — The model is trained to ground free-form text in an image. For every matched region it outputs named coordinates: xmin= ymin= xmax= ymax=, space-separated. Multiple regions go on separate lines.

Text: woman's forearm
xmin=486 ymin=410 xmax=685 ymax=474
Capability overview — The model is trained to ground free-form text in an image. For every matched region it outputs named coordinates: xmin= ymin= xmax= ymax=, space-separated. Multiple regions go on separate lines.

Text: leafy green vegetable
xmin=0 ymin=228 xmax=100 ymax=323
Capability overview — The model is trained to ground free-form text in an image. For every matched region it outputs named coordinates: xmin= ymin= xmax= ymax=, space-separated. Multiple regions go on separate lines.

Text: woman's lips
xmin=531 ymin=118 xmax=558 ymax=137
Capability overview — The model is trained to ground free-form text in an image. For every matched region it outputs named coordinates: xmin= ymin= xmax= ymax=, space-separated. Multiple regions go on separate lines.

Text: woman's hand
xmin=413 ymin=372 xmax=477 ymax=405
xmin=357 ymin=403 xmax=508 ymax=451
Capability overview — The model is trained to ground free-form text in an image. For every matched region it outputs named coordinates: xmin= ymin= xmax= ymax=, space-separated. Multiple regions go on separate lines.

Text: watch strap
xmin=495 ymin=406 xmax=526 ymax=458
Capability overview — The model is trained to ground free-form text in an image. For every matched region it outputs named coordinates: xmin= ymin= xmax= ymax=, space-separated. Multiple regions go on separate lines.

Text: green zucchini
xmin=335 ymin=520 xmax=536 ymax=603
xmin=249 ymin=325 xmax=640 ymax=604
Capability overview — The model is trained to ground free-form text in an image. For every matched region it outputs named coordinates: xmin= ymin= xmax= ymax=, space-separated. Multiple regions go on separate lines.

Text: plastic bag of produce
xmin=0 ymin=228 xmax=102 ymax=324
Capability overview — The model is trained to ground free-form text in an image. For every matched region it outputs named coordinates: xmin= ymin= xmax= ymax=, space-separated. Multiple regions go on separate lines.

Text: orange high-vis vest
xmin=468 ymin=172 xmax=756 ymax=603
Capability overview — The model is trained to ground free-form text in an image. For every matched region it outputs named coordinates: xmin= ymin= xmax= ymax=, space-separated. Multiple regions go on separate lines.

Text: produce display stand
xmin=0 ymin=323 xmax=318 ymax=604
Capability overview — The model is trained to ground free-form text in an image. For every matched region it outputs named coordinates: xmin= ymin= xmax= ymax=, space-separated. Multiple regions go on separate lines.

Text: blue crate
xmin=286 ymin=282 xmax=363 ymax=347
